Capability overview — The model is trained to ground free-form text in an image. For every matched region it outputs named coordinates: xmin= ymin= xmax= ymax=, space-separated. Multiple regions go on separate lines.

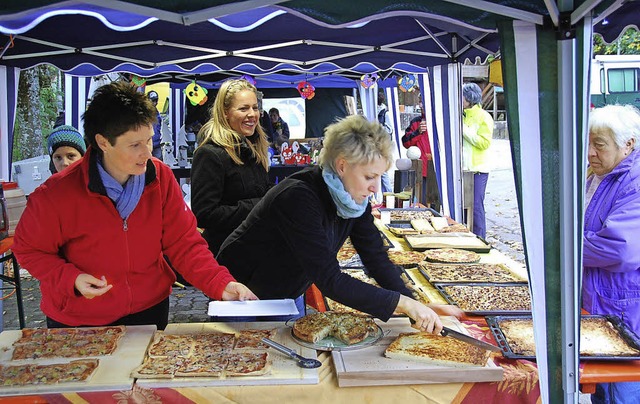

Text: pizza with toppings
xmin=438 ymin=223 xmax=471 ymax=233
xmin=389 ymin=209 xmax=434 ymax=222
xmin=0 ymin=359 xmax=99 ymax=386
xmin=387 ymin=250 xmax=426 ymax=267
xmin=336 ymin=246 xmax=358 ymax=262
xmin=11 ymin=326 xmax=125 ymax=360
xmin=420 ymin=262 xmax=526 ymax=283
xmin=292 ymin=312 xmax=378 ymax=345
xmin=497 ymin=317 xmax=640 ymax=357
xmin=441 ymin=285 xmax=531 ymax=313
xmin=133 ymin=330 xmax=274 ymax=379
xmin=384 ymin=332 xmax=491 ymax=367
xmin=424 ymin=248 xmax=480 ymax=264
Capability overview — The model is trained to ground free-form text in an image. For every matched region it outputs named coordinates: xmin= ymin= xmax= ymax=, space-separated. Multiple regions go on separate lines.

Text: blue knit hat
xmin=47 ymin=125 xmax=87 ymax=156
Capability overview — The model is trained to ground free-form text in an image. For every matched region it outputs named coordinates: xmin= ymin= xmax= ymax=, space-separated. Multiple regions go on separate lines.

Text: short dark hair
xmin=83 ymin=82 xmax=157 ymax=152
xmin=269 ymin=108 xmax=280 ymax=115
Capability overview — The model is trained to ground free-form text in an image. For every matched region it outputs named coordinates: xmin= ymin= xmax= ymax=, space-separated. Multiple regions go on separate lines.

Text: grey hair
xmin=463 ymin=83 xmax=482 ymax=105
xmin=318 ymin=115 xmax=393 ymax=172
xmin=589 ymin=104 xmax=640 ymax=148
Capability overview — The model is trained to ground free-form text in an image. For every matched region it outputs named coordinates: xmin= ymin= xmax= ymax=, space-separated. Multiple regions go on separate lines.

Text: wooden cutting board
xmin=0 ymin=325 xmax=156 ymax=396
xmin=332 ymin=317 xmax=503 ymax=387
xmin=135 ymin=322 xmax=319 ymax=388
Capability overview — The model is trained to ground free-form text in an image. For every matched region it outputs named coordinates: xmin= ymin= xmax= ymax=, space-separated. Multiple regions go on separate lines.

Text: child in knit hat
xmin=47 ymin=125 xmax=87 ymax=173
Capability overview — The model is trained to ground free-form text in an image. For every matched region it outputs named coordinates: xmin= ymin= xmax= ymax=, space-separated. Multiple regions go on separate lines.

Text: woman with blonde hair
xmin=217 ymin=114 xmax=461 ymax=327
xmin=191 ymin=79 xmax=272 ymax=255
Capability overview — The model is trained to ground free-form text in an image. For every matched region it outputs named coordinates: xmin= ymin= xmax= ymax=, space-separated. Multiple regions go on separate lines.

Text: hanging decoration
xmin=130 ymin=75 xmax=146 ymax=87
xmin=184 ymin=80 xmax=209 ymax=106
xmin=398 ymin=74 xmax=417 ymax=92
xmin=240 ymin=74 xmax=256 ymax=85
xmin=297 ymin=81 xmax=316 ymax=100
xmin=360 ymin=73 xmax=378 ymax=89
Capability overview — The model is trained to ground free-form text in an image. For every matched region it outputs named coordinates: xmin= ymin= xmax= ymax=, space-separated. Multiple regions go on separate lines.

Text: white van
xmin=591 ymin=55 xmax=640 ymax=108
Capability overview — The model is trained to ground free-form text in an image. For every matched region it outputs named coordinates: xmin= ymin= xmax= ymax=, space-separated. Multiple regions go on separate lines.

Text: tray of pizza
xmin=487 ymin=315 xmax=640 ymax=361
xmin=331 ymin=316 xmax=503 ymax=387
xmin=378 ymin=207 xmax=440 ymax=223
xmin=323 ymin=269 xmax=430 ymax=315
xmin=434 ymin=283 xmax=532 ymax=315
xmin=418 ymin=262 xmax=528 ymax=284
xmin=404 ymin=233 xmax=492 ymax=252
xmin=134 ymin=322 xmax=319 ymax=388
xmin=0 ymin=325 xmax=156 ymax=396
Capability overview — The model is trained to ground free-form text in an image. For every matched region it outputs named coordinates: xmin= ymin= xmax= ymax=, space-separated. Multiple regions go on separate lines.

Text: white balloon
xmin=395 ymin=158 xmax=413 ymax=171
xmin=406 ymin=146 xmax=422 ymax=160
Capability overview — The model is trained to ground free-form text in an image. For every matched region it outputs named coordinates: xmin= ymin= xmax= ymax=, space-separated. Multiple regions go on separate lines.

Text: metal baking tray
xmin=386 ymin=223 xmax=421 ymax=237
xmin=487 ymin=314 xmax=640 ymax=361
xmin=418 ymin=262 xmax=528 ymax=284
xmin=404 ymin=233 xmax=492 ymax=253
xmin=434 ymin=283 xmax=532 ymax=315
xmin=378 ymin=207 xmax=441 ymax=223
xmin=379 ymin=230 xmax=394 ymax=250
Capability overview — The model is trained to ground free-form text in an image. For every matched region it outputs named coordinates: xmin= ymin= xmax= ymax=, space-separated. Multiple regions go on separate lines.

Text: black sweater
xmin=217 ymin=166 xmax=412 ymax=321
xmin=191 ymin=138 xmax=271 ymax=255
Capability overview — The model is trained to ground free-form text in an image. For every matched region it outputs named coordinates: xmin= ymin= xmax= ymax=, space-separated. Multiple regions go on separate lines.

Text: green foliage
xmin=594 ymin=28 xmax=640 ymax=55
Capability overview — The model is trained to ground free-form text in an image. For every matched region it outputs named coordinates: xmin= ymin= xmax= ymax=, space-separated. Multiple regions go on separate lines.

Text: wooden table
xmin=373 ymin=223 xmax=640 ymax=395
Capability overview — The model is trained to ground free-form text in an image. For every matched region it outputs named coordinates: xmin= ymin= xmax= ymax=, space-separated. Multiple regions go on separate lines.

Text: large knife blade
xmin=440 ymin=326 xmax=502 ymax=352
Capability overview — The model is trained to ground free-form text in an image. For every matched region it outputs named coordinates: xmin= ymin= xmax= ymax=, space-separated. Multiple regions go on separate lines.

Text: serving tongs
xmin=261 ymin=337 xmax=322 ymax=369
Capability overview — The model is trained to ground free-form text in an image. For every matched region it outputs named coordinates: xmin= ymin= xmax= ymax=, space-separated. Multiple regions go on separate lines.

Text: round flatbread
xmin=424 ymin=248 xmax=480 ymax=264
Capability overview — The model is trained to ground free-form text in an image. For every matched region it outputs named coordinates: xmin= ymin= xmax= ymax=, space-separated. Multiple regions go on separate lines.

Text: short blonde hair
xmin=589 ymin=104 xmax=640 ymax=149
xmin=197 ymin=79 xmax=269 ymax=169
xmin=318 ymin=115 xmax=393 ymax=172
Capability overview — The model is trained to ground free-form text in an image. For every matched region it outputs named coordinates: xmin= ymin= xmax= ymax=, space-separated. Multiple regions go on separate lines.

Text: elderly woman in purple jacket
xmin=583 ymin=104 xmax=640 ymax=404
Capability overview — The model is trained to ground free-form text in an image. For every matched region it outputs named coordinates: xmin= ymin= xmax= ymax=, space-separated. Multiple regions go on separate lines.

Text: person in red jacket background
xmin=401 ymin=96 xmax=439 ymax=209
xmin=12 ymin=81 xmax=257 ymax=331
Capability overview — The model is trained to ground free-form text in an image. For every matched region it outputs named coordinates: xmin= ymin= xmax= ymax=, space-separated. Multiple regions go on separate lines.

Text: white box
xmin=11 ymin=155 xmax=52 ymax=195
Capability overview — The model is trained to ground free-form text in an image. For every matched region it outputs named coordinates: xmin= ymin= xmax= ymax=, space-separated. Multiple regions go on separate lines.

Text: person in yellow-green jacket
xmin=462 ymin=82 xmax=494 ymax=239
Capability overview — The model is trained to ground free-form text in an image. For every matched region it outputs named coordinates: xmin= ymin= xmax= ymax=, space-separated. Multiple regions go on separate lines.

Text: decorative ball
xmin=395 ymin=158 xmax=413 ymax=171
xmin=406 ymin=146 xmax=422 ymax=160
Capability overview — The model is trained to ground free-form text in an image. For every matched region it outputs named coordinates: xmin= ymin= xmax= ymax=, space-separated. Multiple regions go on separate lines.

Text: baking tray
xmin=418 ymin=262 xmax=528 ymax=284
xmin=486 ymin=315 xmax=640 ymax=361
xmin=405 ymin=234 xmax=492 ymax=253
xmin=379 ymin=230 xmax=394 ymax=250
xmin=434 ymin=283 xmax=532 ymax=315
xmin=378 ymin=207 xmax=441 ymax=223
xmin=386 ymin=223 xmax=421 ymax=236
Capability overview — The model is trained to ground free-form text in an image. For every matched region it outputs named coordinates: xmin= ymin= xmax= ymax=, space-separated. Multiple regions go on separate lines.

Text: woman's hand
xmin=221 ymin=281 xmax=259 ymax=301
xmin=427 ymin=303 xmax=464 ymax=319
xmin=74 ymin=274 xmax=112 ymax=299
xmin=396 ymin=295 xmax=443 ymax=334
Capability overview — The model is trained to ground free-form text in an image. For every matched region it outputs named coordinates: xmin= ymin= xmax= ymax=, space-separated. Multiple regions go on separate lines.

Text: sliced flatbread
xmin=225 ymin=352 xmax=271 ymax=376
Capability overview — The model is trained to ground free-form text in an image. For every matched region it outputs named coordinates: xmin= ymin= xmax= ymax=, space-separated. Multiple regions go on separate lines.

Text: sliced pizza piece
xmin=224 ymin=352 xmax=270 ymax=376
xmin=234 ymin=329 xmax=278 ymax=350
xmin=174 ymin=352 xmax=227 ymax=377
xmin=387 ymin=250 xmax=426 ymax=267
xmin=147 ymin=332 xmax=194 ymax=358
xmin=131 ymin=356 xmax=178 ymax=379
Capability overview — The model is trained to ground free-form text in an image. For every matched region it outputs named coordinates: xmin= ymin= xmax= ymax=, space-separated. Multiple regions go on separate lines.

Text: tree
xmin=13 ymin=65 xmax=61 ymax=162
xmin=593 ymin=28 xmax=640 ymax=55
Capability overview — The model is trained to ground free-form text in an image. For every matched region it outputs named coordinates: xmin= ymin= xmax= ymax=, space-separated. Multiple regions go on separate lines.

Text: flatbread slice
xmin=424 ymin=248 xmax=480 ymax=264
xmin=385 ymin=332 xmax=490 ymax=367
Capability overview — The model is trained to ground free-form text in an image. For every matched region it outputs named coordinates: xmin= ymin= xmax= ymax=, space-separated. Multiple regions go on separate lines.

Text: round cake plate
xmin=288 ymin=324 xmax=385 ymax=351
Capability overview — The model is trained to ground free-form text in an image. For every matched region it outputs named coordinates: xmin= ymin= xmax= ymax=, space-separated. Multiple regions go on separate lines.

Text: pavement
xmin=1 ymin=139 xmax=524 ymax=331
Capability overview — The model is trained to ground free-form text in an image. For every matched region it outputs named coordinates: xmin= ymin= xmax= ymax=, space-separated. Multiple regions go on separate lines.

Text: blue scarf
xmin=97 ymin=160 xmax=145 ymax=219
xmin=322 ymin=167 xmax=368 ymax=219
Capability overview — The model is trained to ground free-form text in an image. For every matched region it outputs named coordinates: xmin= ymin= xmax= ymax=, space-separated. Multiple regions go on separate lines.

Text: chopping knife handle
xmin=261 ymin=337 xmax=296 ymax=356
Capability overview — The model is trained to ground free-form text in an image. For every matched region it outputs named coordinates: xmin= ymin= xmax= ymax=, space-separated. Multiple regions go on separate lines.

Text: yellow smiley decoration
xmin=184 ymin=81 xmax=208 ymax=106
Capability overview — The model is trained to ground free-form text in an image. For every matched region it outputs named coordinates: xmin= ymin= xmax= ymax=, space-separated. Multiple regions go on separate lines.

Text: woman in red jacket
xmin=13 ymin=82 xmax=257 ymax=330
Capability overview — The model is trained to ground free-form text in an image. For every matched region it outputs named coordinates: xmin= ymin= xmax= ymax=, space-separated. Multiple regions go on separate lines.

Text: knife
xmin=409 ymin=319 xmax=501 ymax=352
xmin=440 ymin=326 xmax=502 ymax=352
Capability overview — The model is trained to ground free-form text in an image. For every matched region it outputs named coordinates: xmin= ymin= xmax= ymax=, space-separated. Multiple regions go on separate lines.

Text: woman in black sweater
xmin=191 ymin=79 xmax=272 ymax=256
xmin=217 ymin=115 xmax=459 ymax=332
